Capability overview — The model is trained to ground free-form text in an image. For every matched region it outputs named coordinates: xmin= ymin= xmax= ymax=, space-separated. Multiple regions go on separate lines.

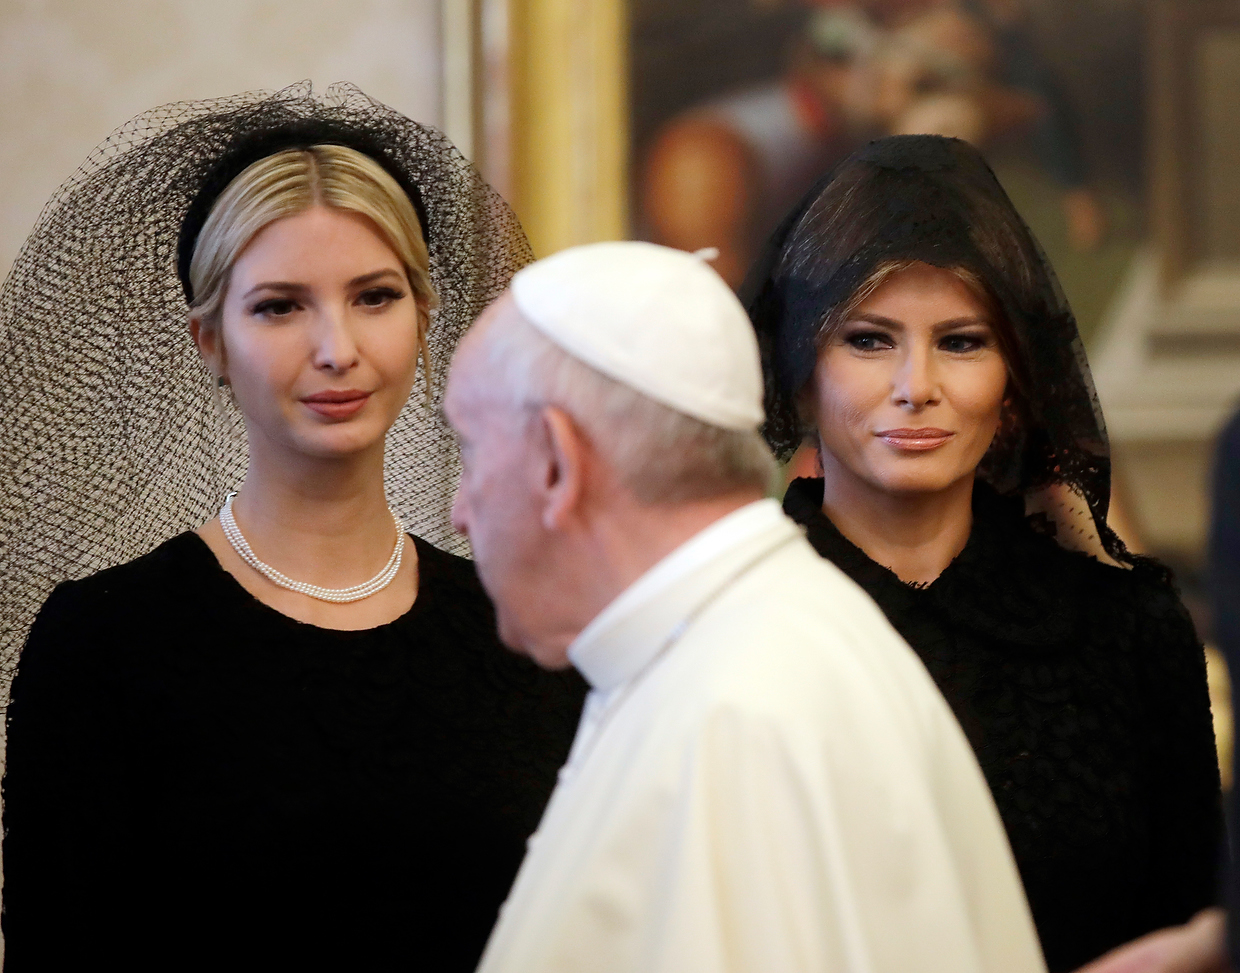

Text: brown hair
xmin=779 ymin=162 xmax=1037 ymax=413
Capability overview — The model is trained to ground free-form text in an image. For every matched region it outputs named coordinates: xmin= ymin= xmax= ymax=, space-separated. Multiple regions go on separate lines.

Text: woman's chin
xmin=867 ymin=464 xmax=974 ymax=498
xmin=286 ymin=425 xmax=388 ymax=460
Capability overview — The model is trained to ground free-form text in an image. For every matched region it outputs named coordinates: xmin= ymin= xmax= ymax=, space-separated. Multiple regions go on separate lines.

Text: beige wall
xmin=0 ymin=0 xmax=446 ymax=281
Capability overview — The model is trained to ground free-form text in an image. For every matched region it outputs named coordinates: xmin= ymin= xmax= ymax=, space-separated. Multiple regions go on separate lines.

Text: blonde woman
xmin=1 ymin=88 xmax=585 ymax=971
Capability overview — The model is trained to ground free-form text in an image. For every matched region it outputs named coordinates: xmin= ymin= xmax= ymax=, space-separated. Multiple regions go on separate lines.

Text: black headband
xmin=175 ymin=119 xmax=430 ymax=304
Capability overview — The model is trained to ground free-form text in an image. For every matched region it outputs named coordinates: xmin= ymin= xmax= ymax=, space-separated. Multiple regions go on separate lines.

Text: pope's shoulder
xmin=673 ymin=532 xmax=954 ymax=743
xmin=705 ymin=530 xmax=914 ymax=659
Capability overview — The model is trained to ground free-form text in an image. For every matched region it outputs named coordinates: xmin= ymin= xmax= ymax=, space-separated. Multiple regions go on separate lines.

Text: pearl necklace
xmin=219 ymin=492 xmax=405 ymax=603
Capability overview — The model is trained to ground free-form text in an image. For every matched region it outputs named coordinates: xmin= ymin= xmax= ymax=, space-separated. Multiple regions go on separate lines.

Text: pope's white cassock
xmin=476 ymin=497 xmax=1046 ymax=973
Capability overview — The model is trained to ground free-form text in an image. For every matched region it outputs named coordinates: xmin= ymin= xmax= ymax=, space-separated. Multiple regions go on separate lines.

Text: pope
xmin=444 ymin=240 xmax=1047 ymax=973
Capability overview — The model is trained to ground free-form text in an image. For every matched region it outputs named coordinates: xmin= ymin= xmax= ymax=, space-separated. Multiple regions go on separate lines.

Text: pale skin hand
xmin=810 ymin=262 xmax=1009 ymax=585
xmin=1073 ymin=909 xmax=1230 ymax=973
xmin=190 ymin=205 xmax=423 ymax=631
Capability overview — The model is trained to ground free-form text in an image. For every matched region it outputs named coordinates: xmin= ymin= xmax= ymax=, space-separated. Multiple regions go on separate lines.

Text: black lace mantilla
xmin=784 ymin=477 xmax=1222 ymax=972
xmin=742 ymin=135 xmax=1126 ymax=563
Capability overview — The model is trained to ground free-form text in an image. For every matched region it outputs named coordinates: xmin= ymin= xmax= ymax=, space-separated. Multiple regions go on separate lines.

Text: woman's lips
xmin=301 ymin=390 xmax=371 ymax=420
xmin=876 ymin=428 xmax=955 ymax=451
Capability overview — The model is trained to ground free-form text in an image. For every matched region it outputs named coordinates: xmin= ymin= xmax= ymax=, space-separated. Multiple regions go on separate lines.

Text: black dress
xmin=2 ymin=532 xmax=587 ymax=971
xmin=1210 ymin=408 xmax=1240 ymax=949
xmin=784 ymin=477 xmax=1222 ymax=973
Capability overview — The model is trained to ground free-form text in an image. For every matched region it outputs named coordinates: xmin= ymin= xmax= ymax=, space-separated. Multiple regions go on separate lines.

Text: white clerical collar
xmin=568 ymin=499 xmax=796 ymax=694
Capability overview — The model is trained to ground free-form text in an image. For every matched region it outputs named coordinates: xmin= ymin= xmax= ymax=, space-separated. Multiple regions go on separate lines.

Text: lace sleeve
xmin=1127 ymin=565 xmax=1224 ymax=926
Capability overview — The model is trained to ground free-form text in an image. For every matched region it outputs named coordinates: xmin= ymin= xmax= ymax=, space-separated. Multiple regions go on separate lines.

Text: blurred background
xmin=2 ymin=0 xmax=1238 ymax=776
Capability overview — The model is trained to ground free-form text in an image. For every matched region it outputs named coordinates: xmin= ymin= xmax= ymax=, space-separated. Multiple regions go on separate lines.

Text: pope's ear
xmin=189 ymin=313 xmax=225 ymax=380
xmin=539 ymin=405 xmax=588 ymax=531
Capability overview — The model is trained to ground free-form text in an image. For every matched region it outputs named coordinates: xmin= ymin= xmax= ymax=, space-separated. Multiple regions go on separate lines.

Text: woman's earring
xmin=212 ymin=374 xmax=240 ymax=422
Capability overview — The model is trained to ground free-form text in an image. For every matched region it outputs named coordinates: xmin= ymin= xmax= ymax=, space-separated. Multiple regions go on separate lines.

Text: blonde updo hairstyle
xmin=188 ymin=144 xmax=437 ymax=384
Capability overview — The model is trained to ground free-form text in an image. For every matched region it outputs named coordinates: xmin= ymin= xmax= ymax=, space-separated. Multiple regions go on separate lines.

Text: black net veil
xmin=0 ymin=83 xmax=532 ymax=699
xmin=741 ymin=134 xmax=1131 ymax=566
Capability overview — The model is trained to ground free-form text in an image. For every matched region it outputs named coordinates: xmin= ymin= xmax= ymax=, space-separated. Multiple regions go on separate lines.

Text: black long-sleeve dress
xmin=2 ymin=532 xmax=587 ymax=971
xmin=784 ymin=477 xmax=1222 ymax=973
xmin=1209 ymin=408 xmax=1240 ymax=949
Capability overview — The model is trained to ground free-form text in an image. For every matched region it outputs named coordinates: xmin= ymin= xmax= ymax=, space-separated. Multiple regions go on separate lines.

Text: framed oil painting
xmin=630 ymin=0 xmax=1146 ymax=340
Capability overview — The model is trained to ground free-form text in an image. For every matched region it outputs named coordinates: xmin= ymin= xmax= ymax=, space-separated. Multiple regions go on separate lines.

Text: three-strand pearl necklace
xmin=219 ymin=492 xmax=405 ymax=603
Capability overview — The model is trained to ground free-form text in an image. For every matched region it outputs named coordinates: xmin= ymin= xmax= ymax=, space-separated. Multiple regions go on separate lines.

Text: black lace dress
xmin=784 ymin=477 xmax=1222 ymax=973
xmin=2 ymin=533 xmax=587 ymax=972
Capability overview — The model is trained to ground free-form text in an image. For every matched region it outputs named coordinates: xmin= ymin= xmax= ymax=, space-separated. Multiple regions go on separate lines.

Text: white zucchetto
xmin=509 ymin=241 xmax=765 ymax=431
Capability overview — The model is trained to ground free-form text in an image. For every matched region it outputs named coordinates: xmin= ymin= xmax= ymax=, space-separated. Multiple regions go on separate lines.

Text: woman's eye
xmin=357 ymin=287 xmax=405 ymax=309
xmin=251 ymin=298 xmax=299 ymax=318
xmin=844 ymin=330 xmax=893 ymax=352
xmin=940 ymin=333 xmax=989 ymax=354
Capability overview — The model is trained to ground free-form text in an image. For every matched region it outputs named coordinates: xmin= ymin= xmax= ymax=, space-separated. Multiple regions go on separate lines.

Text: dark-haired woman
xmin=1 ymin=87 xmax=585 ymax=971
xmin=743 ymin=134 xmax=1221 ymax=973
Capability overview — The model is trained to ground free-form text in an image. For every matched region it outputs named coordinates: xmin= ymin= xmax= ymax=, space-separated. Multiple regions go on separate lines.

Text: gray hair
xmin=481 ymin=310 xmax=777 ymax=504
